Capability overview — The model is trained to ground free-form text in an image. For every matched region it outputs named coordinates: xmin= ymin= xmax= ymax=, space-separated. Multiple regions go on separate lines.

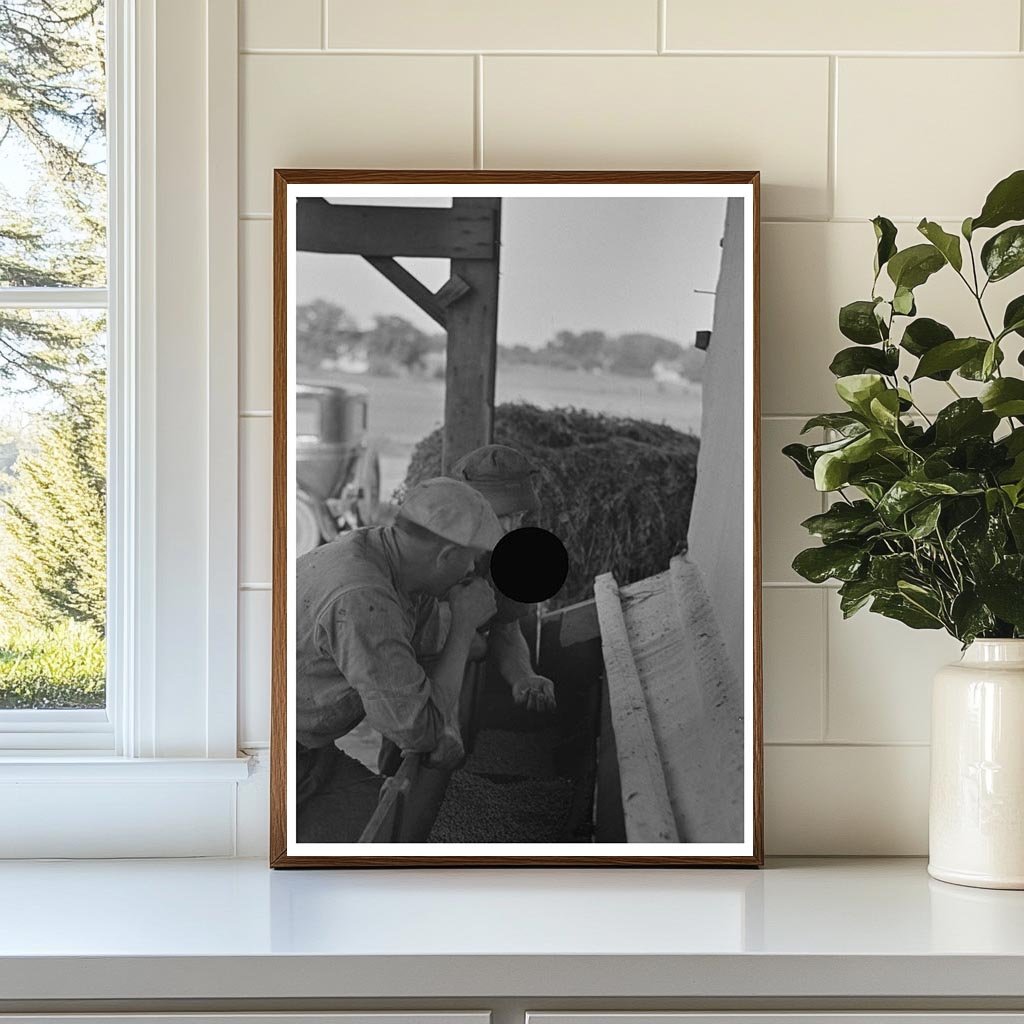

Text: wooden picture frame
xmin=271 ymin=170 xmax=762 ymax=867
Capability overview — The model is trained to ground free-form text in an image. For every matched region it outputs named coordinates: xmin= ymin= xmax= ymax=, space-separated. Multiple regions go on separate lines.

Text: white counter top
xmin=1 ymin=857 xmax=1023 ymax=1002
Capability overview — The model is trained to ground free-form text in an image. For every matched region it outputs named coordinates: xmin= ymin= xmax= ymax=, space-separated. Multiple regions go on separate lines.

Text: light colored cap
xmin=397 ymin=477 xmax=504 ymax=551
xmin=450 ymin=444 xmax=540 ymax=516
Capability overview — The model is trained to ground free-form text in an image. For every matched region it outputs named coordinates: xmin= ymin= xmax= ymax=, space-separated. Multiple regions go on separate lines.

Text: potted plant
xmin=785 ymin=169 xmax=1024 ymax=889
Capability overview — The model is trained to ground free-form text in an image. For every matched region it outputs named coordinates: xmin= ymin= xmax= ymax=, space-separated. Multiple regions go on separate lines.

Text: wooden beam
xmin=594 ymin=572 xmax=679 ymax=843
xmin=296 ymin=198 xmax=496 ymax=259
xmin=443 ymin=197 xmax=501 ymax=472
xmin=362 ymin=256 xmax=447 ymax=328
xmin=434 ymin=273 xmax=472 ymax=309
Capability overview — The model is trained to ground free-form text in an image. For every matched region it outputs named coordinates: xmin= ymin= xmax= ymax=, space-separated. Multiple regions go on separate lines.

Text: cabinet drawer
xmin=528 ymin=1017 xmax=1024 ymax=1024
xmin=0 ymin=1016 xmax=490 ymax=1024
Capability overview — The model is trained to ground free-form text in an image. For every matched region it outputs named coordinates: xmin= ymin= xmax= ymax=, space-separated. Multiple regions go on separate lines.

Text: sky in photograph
xmin=296 ymin=197 xmax=727 ymax=348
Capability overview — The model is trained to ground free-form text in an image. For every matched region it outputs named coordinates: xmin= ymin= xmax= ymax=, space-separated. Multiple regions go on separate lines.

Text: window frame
xmin=0 ymin=0 xmax=245 ymax=807
xmin=0 ymin=6 xmax=118 ymax=751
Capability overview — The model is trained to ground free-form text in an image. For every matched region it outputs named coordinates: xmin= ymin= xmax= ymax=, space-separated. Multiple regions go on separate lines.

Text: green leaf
xmin=971 ymin=169 xmax=1024 ymax=232
xmin=868 ymin=552 xmax=915 ymax=587
xmin=868 ymin=389 xmax=902 ymax=430
xmin=1003 ymin=295 xmax=1024 ymax=339
xmin=809 ymin=433 xmax=865 ymax=456
xmin=1006 ymin=428 xmax=1024 ymax=456
xmin=900 ymin=318 xmax=955 ymax=368
xmin=839 ymin=300 xmax=887 ymax=345
xmin=908 ymin=500 xmax=943 ymax=540
xmin=871 ymin=594 xmax=943 ymax=630
xmin=933 ymin=470 xmax=987 ymax=494
xmin=976 ymin=579 xmax=1024 ymax=629
xmin=829 ymin=345 xmax=899 ymax=378
xmin=792 ymin=543 xmax=866 ymax=584
xmin=950 ymin=593 xmax=995 ymax=644
xmin=800 ymin=413 xmax=866 ymax=435
xmin=814 ymin=450 xmax=851 ymax=491
xmin=985 ymin=487 xmax=1008 ymax=514
xmin=872 ymin=216 xmax=898 ymax=277
xmin=982 ymin=341 xmax=1001 ymax=381
xmin=782 ymin=442 xmax=815 ymax=479
xmin=917 ymin=219 xmax=963 ymax=272
xmin=979 ymin=378 xmax=1024 ymax=418
xmin=892 ymin=286 xmax=916 ymax=316
xmin=845 ymin=432 xmax=888 ymax=467
xmin=962 ymin=216 xmax=974 ymax=241
xmin=838 ymin=579 xmax=881 ymax=617
xmin=887 ymin=244 xmax=946 ymax=291
xmin=877 ymin=479 xmax=958 ymax=524
xmin=1009 ymin=508 xmax=1024 ymax=546
xmin=800 ymin=501 xmax=879 ymax=543
xmin=836 ymin=373 xmax=887 ymax=413
xmin=933 ymin=399 xmax=999 ymax=444
xmin=981 ymin=225 xmax=1024 ymax=282
xmin=960 ymin=344 xmax=1004 ymax=381
xmin=911 ymin=337 xmax=988 ymax=381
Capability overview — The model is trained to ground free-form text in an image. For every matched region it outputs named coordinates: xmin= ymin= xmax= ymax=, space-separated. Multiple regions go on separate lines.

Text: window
xmin=0 ymin=1 xmax=110 ymax=743
xmin=0 ymin=0 xmax=245 ymax=857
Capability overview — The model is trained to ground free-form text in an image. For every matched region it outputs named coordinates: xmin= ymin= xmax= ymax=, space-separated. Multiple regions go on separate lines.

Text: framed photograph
xmin=270 ymin=170 xmax=762 ymax=867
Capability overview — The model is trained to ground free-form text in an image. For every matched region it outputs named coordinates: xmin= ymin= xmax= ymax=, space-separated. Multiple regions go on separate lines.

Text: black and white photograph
xmin=271 ymin=172 xmax=761 ymax=866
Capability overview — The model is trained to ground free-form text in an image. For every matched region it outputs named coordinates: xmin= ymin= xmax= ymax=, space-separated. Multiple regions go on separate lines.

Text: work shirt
xmin=477 ymin=551 xmax=531 ymax=625
xmin=295 ymin=527 xmax=447 ymax=751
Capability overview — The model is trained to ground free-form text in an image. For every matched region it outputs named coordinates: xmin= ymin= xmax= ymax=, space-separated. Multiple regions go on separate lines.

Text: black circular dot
xmin=490 ymin=526 xmax=569 ymax=604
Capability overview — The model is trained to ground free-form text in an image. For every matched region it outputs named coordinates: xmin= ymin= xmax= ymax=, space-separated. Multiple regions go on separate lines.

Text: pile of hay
xmin=403 ymin=402 xmax=700 ymax=608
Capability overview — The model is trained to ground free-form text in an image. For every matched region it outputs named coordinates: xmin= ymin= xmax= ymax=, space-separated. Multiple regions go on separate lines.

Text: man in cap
xmin=294 ymin=477 xmax=501 ymax=842
xmin=451 ymin=444 xmax=557 ymax=714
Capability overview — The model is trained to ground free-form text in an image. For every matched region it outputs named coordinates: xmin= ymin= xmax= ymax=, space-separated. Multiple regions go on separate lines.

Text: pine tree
xmin=0 ymin=371 xmax=105 ymax=632
xmin=0 ymin=1 xmax=107 ymax=648
xmin=0 ymin=0 xmax=106 ymax=393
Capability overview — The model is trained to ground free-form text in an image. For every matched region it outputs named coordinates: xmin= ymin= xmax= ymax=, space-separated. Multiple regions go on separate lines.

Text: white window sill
xmin=0 ymin=755 xmax=252 ymax=782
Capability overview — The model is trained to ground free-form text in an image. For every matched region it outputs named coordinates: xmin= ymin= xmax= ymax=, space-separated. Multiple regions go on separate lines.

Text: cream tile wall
xmin=235 ymin=0 xmax=1024 ymax=854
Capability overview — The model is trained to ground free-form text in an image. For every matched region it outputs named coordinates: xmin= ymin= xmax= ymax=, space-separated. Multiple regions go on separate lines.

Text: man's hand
xmin=425 ymin=722 xmax=465 ymax=769
xmin=448 ymin=576 xmax=496 ymax=636
xmin=511 ymin=673 xmax=557 ymax=713
xmin=468 ymin=631 xmax=488 ymax=660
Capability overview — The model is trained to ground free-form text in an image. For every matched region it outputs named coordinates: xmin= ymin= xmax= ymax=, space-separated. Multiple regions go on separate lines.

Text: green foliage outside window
xmin=0 ymin=1 xmax=107 ymax=708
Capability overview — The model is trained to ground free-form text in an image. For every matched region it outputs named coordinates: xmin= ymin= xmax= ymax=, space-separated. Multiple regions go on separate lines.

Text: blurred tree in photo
xmin=295 ymin=298 xmax=360 ymax=370
xmin=0 ymin=0 xmax=107 ymax=708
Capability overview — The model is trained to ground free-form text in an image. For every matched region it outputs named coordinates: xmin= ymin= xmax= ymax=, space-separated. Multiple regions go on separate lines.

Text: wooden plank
xmin=295 ymin=198 xmax=496 ymax=259
xmin=610 ymin=556 xmax=744 ymax=843
xmin=442 ymin=197 xmax=501 ymax=472
xmin=593 ymin=572 xmax=679 ymax=843
xmin=547 ymin=598 xmax=600 ymax=648
xmin=358 ymin=754 xmax=418 ymax=843
xmin=362 ymin=256 xmax=447 ymax=328
xmin=594 ymin=669 xmax=627 ymax=843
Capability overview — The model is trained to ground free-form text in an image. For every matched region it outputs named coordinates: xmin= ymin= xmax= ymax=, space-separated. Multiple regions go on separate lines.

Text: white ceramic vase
xmin=929 ymin=639 xmax=1024 ymax=889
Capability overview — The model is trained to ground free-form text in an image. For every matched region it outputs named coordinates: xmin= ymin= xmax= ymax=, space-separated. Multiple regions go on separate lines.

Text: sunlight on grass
xmin=0 ymin=620 xmax=105 ymax=709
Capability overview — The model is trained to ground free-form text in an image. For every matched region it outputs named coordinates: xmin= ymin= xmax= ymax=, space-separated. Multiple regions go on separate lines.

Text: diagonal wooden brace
xmin=362 ymin=256 xmax=448 ymax=328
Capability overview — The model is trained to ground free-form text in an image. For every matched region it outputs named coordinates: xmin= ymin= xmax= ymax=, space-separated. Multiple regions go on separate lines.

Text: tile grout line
xmin=243 ymin=215 xmax=966 ymax=227
xmin=827 ymin=55 xmax=838 ymax=220
xmin=1021 ymin=0 xmax=1024 ymax=51
xmin=766 ymin=740 xmax=931 ymax=748
xmin=321 ymin=0 xmax=329 ymax=50
xmin=657 ymin=0 xmax=666 ymax=53
xmin=238 ymin=47 xmax=1024 ymax=57
xmin=820 ymin=587 xmax=831 ymax=743
xmin=474 ymin=55 xmax=484 ymax=169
